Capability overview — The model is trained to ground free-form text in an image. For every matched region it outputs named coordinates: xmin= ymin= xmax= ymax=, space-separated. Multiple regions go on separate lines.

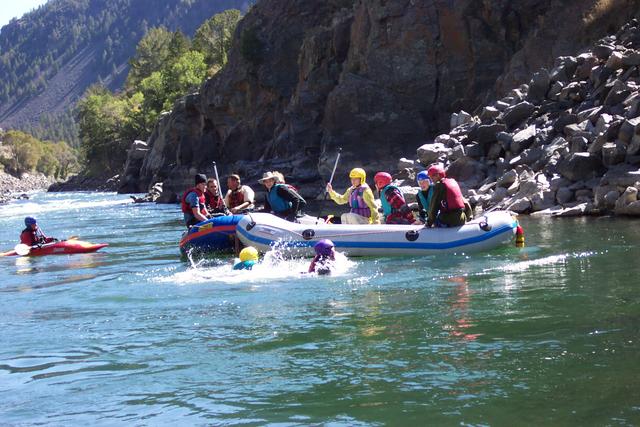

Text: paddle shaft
xmin=212 ymin=161 xmax=229 ymax=211
xmin=325 ymin=148 xmax=342 ymax=198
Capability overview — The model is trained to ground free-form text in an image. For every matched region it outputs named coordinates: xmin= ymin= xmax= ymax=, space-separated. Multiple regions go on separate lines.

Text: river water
xmin=0 ymin=192 xmax=639 ymax=425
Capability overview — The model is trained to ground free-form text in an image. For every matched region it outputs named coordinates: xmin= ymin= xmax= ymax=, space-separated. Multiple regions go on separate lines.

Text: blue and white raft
xmin=236 ymin=211 xmax=519 ymax=256
xmin=179 ymin=215 xmax=244 ymax=254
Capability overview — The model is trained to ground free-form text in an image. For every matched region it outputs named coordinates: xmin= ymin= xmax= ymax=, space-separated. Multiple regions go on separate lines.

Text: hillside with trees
xmin=0 ymin=0 xmax=250 ymax=145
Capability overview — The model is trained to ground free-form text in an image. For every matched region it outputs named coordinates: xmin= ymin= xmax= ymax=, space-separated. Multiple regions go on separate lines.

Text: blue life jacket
xmin=380 ymin=185 xmax=401 ymax=220
xmin=233 ymin=260 xmax=256 ymax=270
xmin=417 ymin=189 xmax=433 ymax=220
xmin=267 ymin=184 xmax=293 ymax=214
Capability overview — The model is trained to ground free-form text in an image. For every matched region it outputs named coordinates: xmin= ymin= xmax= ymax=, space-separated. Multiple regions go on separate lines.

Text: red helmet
xmin=374 ymin=172 xmax=392 ymax=189
xmin=427 ymin=164 xmax=446 ymax=178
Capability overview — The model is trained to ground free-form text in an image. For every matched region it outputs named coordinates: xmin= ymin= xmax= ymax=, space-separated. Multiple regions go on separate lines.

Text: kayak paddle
xmin=14 ymin=244 xmax=31 ymax=256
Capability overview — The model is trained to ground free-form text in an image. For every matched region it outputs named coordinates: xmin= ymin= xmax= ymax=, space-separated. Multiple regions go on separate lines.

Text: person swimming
xmin=308 ymin=239 xmax=336 ymax=275
xmin=233 ymin=246 xmax=259 ymax=270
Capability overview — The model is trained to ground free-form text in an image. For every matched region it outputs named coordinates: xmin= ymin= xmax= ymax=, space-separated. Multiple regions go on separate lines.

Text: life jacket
xmin=227 ymin=188 xmax=245 ymax=209
xmin=380 ymin=185 xmax=402 ymax=219
xmin=181 ymin=188 xmax=206 ymax=215
xmin=267 ymin=183 xmax=293 ymax=213
xmin=417 ymin=188 xmax=433 ymax=215
xmin=348 ymin=184 xmax=371 ymax=218
xmin=440 ymin=178 xmax=465 ymax=212
xmin=205 ymin=190 xmax=224 ymax=211
xmin=20 ymin=228 xmax=46 ymax=246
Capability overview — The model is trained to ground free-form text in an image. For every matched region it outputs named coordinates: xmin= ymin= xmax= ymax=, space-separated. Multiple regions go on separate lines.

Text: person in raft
xmin=233 ymin=246 xmax=259 ymax=270
xmin=326 ymin=168 xmax=380 ymax=224
xmin=204 ymin=178 xmax=226 ymax=214
xmin=225 ymin=174 xmax=255 ymax=214
xmin=308 ymin=239 xmax=336 ymax=275
xmin=259 ymin=171 xmax=307 ymax=221
xmin=425 ymin=164 xmax=471 ymax=227
xmin=20 ymin=216 xmax=57 ymax=246
xmin=181 ymin=173 xmax=210 ymax=228
xmin=413 ymin=170 xmax=434 ymax=225
xmin=374 ymin=172 xmax=414 ymax=225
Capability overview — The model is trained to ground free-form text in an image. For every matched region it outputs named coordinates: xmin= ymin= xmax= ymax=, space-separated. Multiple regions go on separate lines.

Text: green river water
xmin=0 ymin=192 xmax=639 ymax=425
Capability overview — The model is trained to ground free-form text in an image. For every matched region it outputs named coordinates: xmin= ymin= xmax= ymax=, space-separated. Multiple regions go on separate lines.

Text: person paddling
xmin=426 ymin=165 xmax=469 ymax=227
xmin=181 ymin=174 xmax=210 ymax=228
xmin=259 ymin=171 xmax=307 ymax=222
xmin=205 ymin=178 xmax=226 ymax=214
xmin=20 ymin=217 xmax=57 ymax=246
xmin=308 ymin=239 xmax=336 ymax=275
xmin=413 ymin=171 xmax=434 ymax=225
xmin=374 ymin=172 xmax=414 ymax=225
xmin=326 ymin=168 xmax=380 ymax=224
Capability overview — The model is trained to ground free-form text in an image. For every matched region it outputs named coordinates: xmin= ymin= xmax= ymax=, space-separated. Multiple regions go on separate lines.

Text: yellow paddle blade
xmin=14 ymin=244 xmax=31 ymax=256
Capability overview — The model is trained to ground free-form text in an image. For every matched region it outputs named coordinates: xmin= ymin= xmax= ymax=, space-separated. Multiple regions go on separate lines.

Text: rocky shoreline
xmin=396 ymin=20 xmax=640 ymax=218
xmin=0 ymin=171 xmax=54 ymax=204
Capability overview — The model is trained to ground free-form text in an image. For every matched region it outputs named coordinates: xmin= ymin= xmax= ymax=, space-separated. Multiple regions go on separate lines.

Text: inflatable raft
xmin=236 ymin=211 xmax=518 ymax=256
xmin=1 ymin=239 xmax=108 ymax=257
xmin=179 ymin=214 xmax=244 ymax=254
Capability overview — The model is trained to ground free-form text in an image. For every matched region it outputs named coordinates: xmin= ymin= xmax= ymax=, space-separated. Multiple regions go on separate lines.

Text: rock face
xmin=120 ymin=0 xmax=640 ymax=202
xmin=403 ymin=19 xmax=640 ymax=217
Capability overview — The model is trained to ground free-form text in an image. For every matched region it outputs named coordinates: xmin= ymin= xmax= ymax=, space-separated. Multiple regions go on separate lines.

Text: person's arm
xmin=187 ymin=192 xmax=208 ymax=222
xmin=278 ymin=186 xmax=306 ymax=215
xmin=362 ymin=187 xmax=380 ymax=224
xmin=427 ymin=184 xmax=444 ymax=227
xmin=230 ymin=187 xmax=254 ymax=213
xmin=327 ymin=186 xmax=351 ymax=205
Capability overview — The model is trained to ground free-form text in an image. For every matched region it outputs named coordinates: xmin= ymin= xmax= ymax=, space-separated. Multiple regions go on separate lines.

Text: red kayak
xmin=0 ymin=239 xmax=108 ymax=257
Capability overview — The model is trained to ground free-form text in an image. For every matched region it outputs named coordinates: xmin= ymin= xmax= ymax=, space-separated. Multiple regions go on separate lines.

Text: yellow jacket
xmin=328 ymin=184 xmax=380 ymax=224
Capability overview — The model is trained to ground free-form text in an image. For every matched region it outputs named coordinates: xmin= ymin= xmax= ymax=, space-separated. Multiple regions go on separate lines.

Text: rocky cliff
xmin=120 ymin=0 xmax=640 ymax=204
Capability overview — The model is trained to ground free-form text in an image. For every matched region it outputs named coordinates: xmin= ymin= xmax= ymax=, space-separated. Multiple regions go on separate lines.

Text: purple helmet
xmin=314 ymin=239 xmax=335 ymax=256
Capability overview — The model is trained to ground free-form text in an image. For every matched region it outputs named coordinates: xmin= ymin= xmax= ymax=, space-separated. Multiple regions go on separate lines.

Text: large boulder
xmin=417 ymin=142 xmax=451 ymax=165
xmin=503 ymin=102 xmax=536 ymax=128
xmin=557 ymin=153 xmax=605 ymax=181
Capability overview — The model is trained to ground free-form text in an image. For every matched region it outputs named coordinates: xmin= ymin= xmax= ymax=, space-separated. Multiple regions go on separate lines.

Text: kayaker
xmin=224 ymin=174 xmax=255 ymax=214
xmin=259 ymin=171 xmax=307 ymax=222
xmin=181 ymin=173 xmax=210 ymax=228
xmin=326 ymin=168 xmax=380 ymax=224
xmin=374 ymin=172 xmax=414 ymax=225
xmin=20 ymin=217 xmax=57 ymax=246
xmin=413 ymin=171 xmax=434 ymax=225
xmin=426 ymin=165 xmax=469 ymax=227
xmin=308 ymin=239 xmax=336 ymax=275
xmin=205 ymin=178 xmax=226 ymax=214
xmin=233 ymin=246 xmax=259 ymax=270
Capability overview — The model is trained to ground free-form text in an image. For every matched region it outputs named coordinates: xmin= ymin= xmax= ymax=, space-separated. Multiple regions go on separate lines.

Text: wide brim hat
xmin=258 ymin=171 xmax=279 ymax=182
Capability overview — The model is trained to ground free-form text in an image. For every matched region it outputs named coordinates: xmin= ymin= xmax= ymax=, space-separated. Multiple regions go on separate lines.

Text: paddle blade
xmin=14 ymin=244 xmax=31 ymax=256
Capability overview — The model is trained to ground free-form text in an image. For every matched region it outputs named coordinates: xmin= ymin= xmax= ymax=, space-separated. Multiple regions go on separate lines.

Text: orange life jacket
xmin=181 ymin=188 xmax=206 ymax=215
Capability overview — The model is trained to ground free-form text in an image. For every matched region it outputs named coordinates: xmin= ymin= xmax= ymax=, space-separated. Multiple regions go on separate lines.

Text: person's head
xmin=349 ymin=168 xmax=366 ymax=187
xmin=258 ymin=171 xmax=278 ymax=190
xmin=427 ymin=164 xmax=446 ymax=182
xmin=206 ymin=178 xmax=219 ymax=194
xmin=373 ymin=172 xmax=392 ymax=191
xmin=227 ymin=174 xmax=241 ymax=191
xmin=314 ymin=239 xmax=335 ymax=258
xmin=195 ymin=173 xmax=207 ymax=191
xmin=24 ymin=216 xmax=38 ymax=230
xmin=416 ymin=170 xmax=432 ymax=191
xmin=239 ymin=246 xmax=259 ymax=262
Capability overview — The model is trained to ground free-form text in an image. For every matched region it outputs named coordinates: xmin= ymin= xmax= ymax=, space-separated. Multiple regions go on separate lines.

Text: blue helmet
xmin=24 ymin=216 xmax=37 ymax=226
xmin=416 ymin=171 xmax=431 ymax=183
xmin=314 ymin=239 xmax=335 ymax=256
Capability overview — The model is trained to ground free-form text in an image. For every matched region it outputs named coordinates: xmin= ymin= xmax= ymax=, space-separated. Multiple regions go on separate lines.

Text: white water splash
xmin=154 ymin=249 xmax=357 ymax=285
xmin=0 ymin=195 xmax=132 ymax=218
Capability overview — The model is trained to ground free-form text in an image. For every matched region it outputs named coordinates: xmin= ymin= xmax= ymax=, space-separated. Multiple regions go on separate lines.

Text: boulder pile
xmin=406 ymin=19 xmax=640 ymax=217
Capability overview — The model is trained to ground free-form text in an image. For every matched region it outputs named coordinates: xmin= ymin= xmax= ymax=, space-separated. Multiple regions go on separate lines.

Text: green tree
xmin=162 ymin=50 xmax=207 ymax=104
xmin=126 ymin=26 xmax=172 ymax=89
xmin=193 ymin=9 xmax=241 ymax=70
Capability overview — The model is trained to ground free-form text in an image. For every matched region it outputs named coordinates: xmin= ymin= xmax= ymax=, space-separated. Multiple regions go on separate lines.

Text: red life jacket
xmin=227 ymin=188 xmax=245 ymax=209
xmin=441 ymin=178 xmax=465 ymax=212
xmin=181 ymin=188 xmax=206 ymax=215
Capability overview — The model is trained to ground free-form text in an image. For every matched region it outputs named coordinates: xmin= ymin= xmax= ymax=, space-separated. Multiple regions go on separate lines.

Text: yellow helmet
xmin=349 ymin=168 xmax=366 ymax=182
xmin=239 ymin=246 xmax=259 ymax=262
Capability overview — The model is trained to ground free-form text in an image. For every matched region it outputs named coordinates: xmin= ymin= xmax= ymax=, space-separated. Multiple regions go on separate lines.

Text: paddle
xmin=212 ymin=161 xmax=230 ymax=215
xmin=317 ymin=147 xmax=342 ymax=223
